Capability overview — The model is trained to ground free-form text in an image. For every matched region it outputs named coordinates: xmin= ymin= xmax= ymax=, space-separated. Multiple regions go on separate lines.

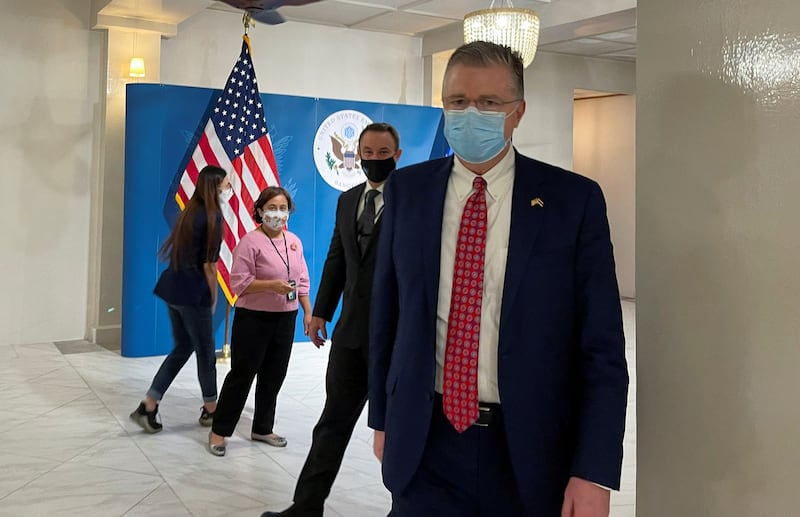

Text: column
xmin=86 ymin=20 xmax=162 ymax=345
xmin=637 ymin=0 xmax=800 ymax=514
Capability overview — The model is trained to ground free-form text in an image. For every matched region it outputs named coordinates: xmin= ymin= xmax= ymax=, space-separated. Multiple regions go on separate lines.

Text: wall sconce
xmin=129 ymin=57 xmax=146 ymax=78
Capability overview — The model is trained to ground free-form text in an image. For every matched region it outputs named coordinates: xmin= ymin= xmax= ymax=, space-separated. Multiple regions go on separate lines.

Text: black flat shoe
xmin=261 ymin=504 xmax=323 ymax=517
xmin=130 ymin=402 xmax=162 ymax=433
xmin=198 ymin=406 xmax=214 ymax=427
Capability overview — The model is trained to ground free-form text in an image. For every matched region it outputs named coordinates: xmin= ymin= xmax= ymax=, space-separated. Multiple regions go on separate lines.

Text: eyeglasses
xmin=443 ymin=96 xmax=521 ymax=113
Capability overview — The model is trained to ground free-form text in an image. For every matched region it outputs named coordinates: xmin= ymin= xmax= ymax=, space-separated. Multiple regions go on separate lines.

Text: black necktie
xmin=357 ymin=189 xmax=379 ymax=256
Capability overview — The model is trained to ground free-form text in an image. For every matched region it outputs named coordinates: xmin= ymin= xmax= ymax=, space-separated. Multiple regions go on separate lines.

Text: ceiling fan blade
xmin=249 ymin=8 xmax=285 ymax=24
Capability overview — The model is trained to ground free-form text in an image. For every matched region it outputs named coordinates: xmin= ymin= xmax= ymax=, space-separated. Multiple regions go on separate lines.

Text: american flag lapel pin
xmin=531 ymin=197 xmax=544 ymax=208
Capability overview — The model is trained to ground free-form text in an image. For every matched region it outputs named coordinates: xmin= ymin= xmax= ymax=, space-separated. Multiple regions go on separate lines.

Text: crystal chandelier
xmin=463 ymin=1 xmax=541 ymax=68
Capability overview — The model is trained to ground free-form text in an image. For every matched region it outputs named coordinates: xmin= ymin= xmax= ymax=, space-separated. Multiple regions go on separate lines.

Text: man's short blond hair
xmin=445 ymin=41 xmax=525 ymax=99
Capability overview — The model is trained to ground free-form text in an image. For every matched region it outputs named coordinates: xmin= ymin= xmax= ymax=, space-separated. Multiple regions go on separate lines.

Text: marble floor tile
xmin=158 ymin=454 xmax=296 ymax=516
xmin=327 ymin=485 xmax=391 ymax=516
xmin=0 ymin=301 xmax=637 ymax=516
xmin=25 ymin=364 xmax=91 ymax=389
xmin=125 ymin=483 xmax=192 ymax=517
xmin=0 ymin=453 xmax=61 ymax=500
xmin=69 ymin=435 xmax=160 ymax=477
xmin=4 ymin=384 xmax=92 ymax=416
xmin=0 ymin=462 xmax=163 ymax=516
xmin=0 ymin=397 xmax=122 ymax=463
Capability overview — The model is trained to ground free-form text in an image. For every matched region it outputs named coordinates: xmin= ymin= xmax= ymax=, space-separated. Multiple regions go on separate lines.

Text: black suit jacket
xmin=313 ymin=183 xmax=383 ymax=350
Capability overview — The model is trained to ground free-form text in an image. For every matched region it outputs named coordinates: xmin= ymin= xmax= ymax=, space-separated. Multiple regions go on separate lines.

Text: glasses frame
xmin=442 ymin=96 xmax=522 ymax=113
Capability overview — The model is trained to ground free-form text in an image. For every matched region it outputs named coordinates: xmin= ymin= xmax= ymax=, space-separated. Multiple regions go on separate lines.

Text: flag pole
xmin=217 ymin=15 xmax=251 ymax=367
xmin=216 ymin=303 xmax=232 ymax=364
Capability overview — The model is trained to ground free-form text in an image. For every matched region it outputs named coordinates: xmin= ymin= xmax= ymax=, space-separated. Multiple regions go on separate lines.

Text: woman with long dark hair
xmin=130 ymin=164 xmax=231 ymax=433
xmin=207 ymin=186 xmax=311 ymax=456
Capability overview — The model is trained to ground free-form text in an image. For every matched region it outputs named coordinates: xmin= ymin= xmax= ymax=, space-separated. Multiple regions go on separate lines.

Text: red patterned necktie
xmin=443 ymin=176 xmax=487 ymax=433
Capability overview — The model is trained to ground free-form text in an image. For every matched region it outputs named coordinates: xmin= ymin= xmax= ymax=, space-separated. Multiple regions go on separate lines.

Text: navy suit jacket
xmin=368 ymin=151 xmax=628 ymax=514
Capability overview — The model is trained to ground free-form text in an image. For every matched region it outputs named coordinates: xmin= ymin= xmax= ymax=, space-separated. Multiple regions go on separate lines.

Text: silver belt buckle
xmin=474 ymin=406 xmax=491 ymax=427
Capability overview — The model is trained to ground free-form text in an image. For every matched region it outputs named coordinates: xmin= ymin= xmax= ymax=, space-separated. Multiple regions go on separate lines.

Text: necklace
xmin=260 ymin=226 xmax=290 ymax=279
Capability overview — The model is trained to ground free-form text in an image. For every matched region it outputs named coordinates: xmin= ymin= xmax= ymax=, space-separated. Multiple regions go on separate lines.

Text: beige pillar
xmin=637 ymin=0 xmax=800 ymax=514
xmin=86 ymin=26 xmax=161 ymax=345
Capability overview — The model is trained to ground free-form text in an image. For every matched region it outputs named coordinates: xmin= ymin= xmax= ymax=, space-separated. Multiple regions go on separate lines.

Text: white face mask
xmin=218 ymin=187 xmax=234 ymax=203
xmin=262 ymin=210 xmax=289 ymax=231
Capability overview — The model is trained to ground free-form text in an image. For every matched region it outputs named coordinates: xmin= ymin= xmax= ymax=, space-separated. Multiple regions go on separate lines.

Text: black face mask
xmin=361 ymin=157 xmax=396 ymax=183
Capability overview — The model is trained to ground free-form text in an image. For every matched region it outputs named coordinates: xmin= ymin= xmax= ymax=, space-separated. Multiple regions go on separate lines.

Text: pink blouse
xmin=230 ymin=229 xmax=310 ymax=313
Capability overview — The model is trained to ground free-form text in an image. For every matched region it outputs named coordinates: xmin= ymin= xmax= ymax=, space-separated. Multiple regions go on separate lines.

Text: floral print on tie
xmin=443 ymin=176 xmax=487 ymax=433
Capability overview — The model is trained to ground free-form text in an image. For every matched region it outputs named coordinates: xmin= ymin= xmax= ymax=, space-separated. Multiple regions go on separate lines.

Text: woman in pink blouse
xmin=208 ymin=186 xmax=311 ymax=456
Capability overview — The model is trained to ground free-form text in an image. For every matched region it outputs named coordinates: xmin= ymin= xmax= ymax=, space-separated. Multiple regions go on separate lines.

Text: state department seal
xmin=313 ymin=110 xmax=373 ymax=192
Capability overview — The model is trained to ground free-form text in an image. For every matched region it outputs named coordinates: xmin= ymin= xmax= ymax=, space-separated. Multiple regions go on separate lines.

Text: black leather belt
xmin=475 ymin=402 xmax=501 ymax=427
xmin=435 ymin=393 xmax=501 ymax=427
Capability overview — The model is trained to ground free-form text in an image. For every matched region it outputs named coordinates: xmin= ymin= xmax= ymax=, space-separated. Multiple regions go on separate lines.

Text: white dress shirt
xmin=357 ymin=182 xmax=385 ymax=221
xmin=435 ymin=149 xmax=515 ymax=404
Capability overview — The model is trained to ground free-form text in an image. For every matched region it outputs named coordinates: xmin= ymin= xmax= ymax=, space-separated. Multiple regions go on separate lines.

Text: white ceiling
xmin=574 ymin=88 xmax=626 ymax=99
xmin=539 ymin=27 xmax=636 ymax=61
xmin=95 ymin=0 xmax=216 ymax=25
xmin=94 ymin=0 xmax=637 ymax=61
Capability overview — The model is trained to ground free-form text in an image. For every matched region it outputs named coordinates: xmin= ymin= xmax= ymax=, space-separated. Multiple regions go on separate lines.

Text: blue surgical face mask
xmin=444 ymin=106 xmax=512 ymax=164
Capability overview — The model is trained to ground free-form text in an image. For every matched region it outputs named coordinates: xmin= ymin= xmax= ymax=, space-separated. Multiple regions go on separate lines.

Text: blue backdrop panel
xmin=123 ymin=83 xmax=445 ymax=357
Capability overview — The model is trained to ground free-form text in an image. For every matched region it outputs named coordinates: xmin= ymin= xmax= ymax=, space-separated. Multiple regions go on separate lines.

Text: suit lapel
xmin=421 ymin=158 xmax=454 ymax=313
xmin=499 ymin=152 xmax=547 ymax=332
xmin=344 ymin=185 xmax=364 ymax=259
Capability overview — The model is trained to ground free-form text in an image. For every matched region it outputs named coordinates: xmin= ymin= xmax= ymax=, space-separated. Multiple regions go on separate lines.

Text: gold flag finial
xmin=243 ymin=12 xmax=255 ymax=35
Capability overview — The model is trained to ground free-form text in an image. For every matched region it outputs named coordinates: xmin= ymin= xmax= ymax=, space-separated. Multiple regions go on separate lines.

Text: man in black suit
xmin=261 ymin=123 xmax=402 ymax=517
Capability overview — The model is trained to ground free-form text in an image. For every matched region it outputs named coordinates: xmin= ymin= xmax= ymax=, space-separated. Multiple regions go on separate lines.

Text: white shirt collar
xmin=451 ymin=146 xmax=515 ymax=202
xmin=364 ymin=182 xmax=385 ymax=195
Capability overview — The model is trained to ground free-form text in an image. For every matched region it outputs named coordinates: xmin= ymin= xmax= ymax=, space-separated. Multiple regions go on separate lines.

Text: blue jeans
xmin=147 ymin=304 xmax=217 ymax=403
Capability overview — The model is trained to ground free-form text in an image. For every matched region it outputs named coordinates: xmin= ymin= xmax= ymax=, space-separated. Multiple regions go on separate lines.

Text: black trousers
xmin=212 ymin=307 xmax=296 ymax=437
xmin=292 ymin=342 xmax=369 ymax=512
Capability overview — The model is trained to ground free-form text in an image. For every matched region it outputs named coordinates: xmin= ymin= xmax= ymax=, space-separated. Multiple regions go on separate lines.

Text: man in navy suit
xmin=368 ymin=41 xmax=628 ymax=516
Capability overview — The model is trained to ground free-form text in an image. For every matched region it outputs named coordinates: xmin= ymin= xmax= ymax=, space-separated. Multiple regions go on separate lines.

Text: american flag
xmin=175 ymin=35 xmax=279 ymax=305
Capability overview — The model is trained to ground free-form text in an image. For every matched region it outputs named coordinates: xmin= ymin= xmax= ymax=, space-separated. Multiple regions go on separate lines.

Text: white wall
xmin=510 ymin=52 xmax=635 ymax=299
xmin=574 ymin=95 xmax=636 ymax=298
xmin=637 ymin=0 xmax=800 ymax=514
xmin=161 ymin=10 xmax=424 ymax=105
xmin=514 ymin=51 xmax=635 ymax=170
xmin=0 ymin=0 xmax=103 ymax=346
